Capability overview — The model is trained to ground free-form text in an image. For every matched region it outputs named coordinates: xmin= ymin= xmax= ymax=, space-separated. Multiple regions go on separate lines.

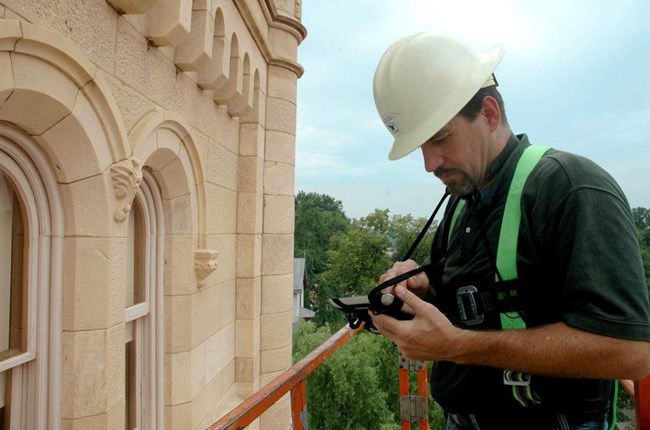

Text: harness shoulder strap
xmin=496 ymin=145 xmax=550 ymax=330
xmin=496 ymin=145 xmax=551 ymax=282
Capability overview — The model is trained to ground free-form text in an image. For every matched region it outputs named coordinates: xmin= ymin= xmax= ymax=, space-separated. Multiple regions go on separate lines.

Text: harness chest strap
xmin=448 ymin=145 xmax=551 ymax=407
xmin=447 ymin=144 xmax=551 ymax=329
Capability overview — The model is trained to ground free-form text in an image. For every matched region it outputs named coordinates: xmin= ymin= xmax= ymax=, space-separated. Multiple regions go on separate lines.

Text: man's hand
xmin=379 ymin=259 xmax=432 ymax=298
xmin=370 ymin=284 xmax=463 ymax=361
xmin=371 ymin=286 xmax=650 ymax=380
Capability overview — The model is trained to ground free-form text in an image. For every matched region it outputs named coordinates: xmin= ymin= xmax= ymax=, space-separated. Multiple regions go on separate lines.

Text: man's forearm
xmin=451 ymin=322 xmax=650 ymax=380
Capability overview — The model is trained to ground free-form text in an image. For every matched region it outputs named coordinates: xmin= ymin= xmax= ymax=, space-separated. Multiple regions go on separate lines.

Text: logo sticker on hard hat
xmin=382 ymin=114 xmax=401 ymax=136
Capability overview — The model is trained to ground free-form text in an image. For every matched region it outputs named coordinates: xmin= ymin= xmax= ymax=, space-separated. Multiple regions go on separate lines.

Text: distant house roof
xmin=294 ymin=257 xmax=306 ymax=292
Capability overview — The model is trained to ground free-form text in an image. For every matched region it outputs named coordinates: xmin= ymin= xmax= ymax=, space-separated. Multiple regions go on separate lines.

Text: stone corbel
xmin=111 ymin=157 xmax=143 ymax=222
xmin=195 ymin=249 xmax=218 ymax=287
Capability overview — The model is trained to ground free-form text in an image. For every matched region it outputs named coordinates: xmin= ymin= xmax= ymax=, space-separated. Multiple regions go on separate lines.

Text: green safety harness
xmin=447 ymin=145 xmax=618 ymax=428
xmin=333 ymin=143 xmax=617 ymax=428
xmin=447 ymin=144 xmax=551 ymax=407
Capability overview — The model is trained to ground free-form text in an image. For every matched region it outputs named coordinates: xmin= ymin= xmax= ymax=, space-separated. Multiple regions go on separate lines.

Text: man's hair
xmin=458 ymin=86 xmax=509 ymax=125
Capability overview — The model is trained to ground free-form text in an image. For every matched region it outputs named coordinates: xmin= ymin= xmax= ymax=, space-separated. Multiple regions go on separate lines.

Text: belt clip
xmin=456 ymin=285 xmax=484 ymax=325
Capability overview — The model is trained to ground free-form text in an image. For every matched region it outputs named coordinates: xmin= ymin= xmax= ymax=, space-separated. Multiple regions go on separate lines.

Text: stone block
xmin=236 ymin=276 xmax=262 ymax=319
xmin=263 ymin=160 xmax=294 ymax=196
xmin=164 ymin=402 xmax=192 ymax=429
xmin=164 ymin=294 xmax=192 ymax=353
xmin=237 ymin=192 xmax=263 ymax=234
xmin=175 ymin=8 xmax=213 ymax=71
xmin=236 ymin=233 xmax=261 ymax=278
xmin=204 ymin=323 xmax=235 ymax=383
xmin=261 ymin=233 xmax=294 ymax=276
xmin=238 ymin=155 xmax=263 ymax=193
xmin=263 ymin=194 xmax=294 ymax=234
xmin=260 ymin=311 xmax=292 ymax=351
xmin=235 ymin=317 xmax=260 ymax=357
xmin=267 ymin=65 xmax=297 ymax=101
xmin=62 ymin=237 xmax=125 ymax=331
xmin=62 ymin=329 xmax=112 ymax=419
xmin=191 ymin=284 xmax=219 ymax=346
xmin=260 ymin=342 xmax=292 ymax=373
xmin=145 ymin=0 xmax=192 ymax=47
xmin=165 ymin=350 xmax=192 ymax=405
xmin=239 ymin=123 xmax=265 ymax=157
xmin=60 ymin=0 xmax=118 ymax=73
xmin=102 ymin=73 xmax=155 ymax=135
xmin=0 ymin=53 xmax=78 ymax=135
xmin=261 ymin=274 xmax=293 ymax=315
xmin=265 ymin=97 xmax=296 ymax=135
xmin=207 ymin=141 xmax=238 ymax=190
xmin=192 ymin=366 xmax=225 ymax=427
xmin=163 ymin=234 xmax=196 ymax=296
xmin=38 ymin=89 xmax=114 ymax=183
xmin=205 ymin=182 xmax=238 ymax=234
xmin=269 ymin=27 xmax=298 ymax=61
xmin=265 ymin=130 xmax=295 ymax=164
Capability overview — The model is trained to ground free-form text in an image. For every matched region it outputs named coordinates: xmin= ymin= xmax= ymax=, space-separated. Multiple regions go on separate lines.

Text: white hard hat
xmin=373 ymin=32 xmax=505 ymax=160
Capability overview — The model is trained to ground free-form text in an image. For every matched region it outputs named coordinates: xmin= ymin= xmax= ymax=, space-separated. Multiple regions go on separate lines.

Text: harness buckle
xmin=503 ymin=369 xmax=532 ymax=386
xmin=456 ymin=285 xmax=484 ymax=325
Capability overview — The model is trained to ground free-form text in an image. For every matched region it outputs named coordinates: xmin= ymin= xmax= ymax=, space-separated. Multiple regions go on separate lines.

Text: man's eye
xmin=433 ymin=135 xmax=449 ymax=144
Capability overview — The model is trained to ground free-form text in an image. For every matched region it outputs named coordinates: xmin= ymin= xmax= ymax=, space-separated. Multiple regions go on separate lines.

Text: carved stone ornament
xmin=195 ymin=249 xmax=218 ymax=287
xmin=111 ymin=157 xmax=143 ymax=222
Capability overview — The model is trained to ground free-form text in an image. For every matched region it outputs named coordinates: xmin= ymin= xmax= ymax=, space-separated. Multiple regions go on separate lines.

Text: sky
xmin=294 ymin=0 xmax=650 ymax=220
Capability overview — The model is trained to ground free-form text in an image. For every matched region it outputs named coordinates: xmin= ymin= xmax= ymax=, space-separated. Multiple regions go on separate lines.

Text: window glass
xmin=0 ymin=173 xmax=26 ymax=363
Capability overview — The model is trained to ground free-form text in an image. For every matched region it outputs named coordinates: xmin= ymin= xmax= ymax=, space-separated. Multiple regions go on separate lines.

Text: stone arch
xmin=0 ymin=121 xmax=64 ymax=429
xmin=129 ymin=108 xmax=206 ymax=244
xmin=197 ymin=7 xmax=228 ymax=90
xmin=228 ymin=52 xmax=253 ymax=116
xmin=213 ymin=32 xmax=242 ymax=104
xmin=0 ymin=20 xmax=130 ymax=183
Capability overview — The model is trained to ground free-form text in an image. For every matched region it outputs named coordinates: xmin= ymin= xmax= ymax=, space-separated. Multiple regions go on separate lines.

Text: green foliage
xmin=321 ymin=224 xmax=392 ymax=297
xmin=293 ymin=321 xmax=398 ymax=430
xmin=387 ymin=213 xmax=437 ymax=264
xmin=294 ymin=191 xmax=350 ymax=280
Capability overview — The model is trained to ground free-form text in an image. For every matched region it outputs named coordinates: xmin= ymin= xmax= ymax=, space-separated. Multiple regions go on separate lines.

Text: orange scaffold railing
xmin=206 ymin=322 xmax=650 ymax=430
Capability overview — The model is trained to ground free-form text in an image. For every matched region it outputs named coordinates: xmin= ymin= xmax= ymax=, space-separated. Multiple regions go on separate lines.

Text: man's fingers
xmin=394 ymin=284 xmax=428 ymax=313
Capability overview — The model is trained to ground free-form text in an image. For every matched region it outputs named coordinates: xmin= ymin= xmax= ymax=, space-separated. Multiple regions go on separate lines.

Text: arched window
xmin=124 ymin=169 xmax=164 ymax=429
xmin=0 ymin=124 xmax=62 ymax=430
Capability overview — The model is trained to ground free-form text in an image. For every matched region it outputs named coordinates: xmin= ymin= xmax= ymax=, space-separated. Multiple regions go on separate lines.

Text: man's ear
xmin=481 ymin=96 xmax=502 ymax=131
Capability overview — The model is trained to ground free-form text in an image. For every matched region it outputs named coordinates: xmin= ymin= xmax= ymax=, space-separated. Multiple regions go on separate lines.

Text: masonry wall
xmin=0 ymin=0 xmax=304 ymax=428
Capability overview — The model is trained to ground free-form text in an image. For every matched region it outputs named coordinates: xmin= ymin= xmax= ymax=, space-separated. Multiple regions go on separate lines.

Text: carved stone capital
xmin=111 ymin=157 xmax=143 ymax=222
xmin=195 ymin=249 xmax=218 ymax=287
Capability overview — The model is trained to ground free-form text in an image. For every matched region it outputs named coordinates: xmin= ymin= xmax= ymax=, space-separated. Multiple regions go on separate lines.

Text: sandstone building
xmin=0 ymin=0 xmax=305 ymax=428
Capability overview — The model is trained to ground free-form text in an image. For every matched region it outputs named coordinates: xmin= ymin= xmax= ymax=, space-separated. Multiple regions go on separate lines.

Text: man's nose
xmin=421 ymin=144 xmax=444 ymax=173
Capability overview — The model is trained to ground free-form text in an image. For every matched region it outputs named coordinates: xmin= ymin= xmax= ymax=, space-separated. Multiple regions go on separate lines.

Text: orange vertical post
xmin=636 ymin=375 xmax=650 ymax=430
xmin=399 ymin=351 xmax=430 ymax=429
xmin=291 ymin=380 xmax=308 ymax=430
xmin=399 ymin=360 xmax=411 ymax=430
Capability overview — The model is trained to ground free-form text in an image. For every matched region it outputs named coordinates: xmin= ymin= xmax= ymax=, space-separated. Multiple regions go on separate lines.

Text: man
xmin=369 ymin=32 xmax=650 ymax=430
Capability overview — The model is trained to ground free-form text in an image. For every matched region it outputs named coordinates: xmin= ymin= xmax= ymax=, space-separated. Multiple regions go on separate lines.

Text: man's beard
xmin=435 ymin=167 xmax=476 ymax=196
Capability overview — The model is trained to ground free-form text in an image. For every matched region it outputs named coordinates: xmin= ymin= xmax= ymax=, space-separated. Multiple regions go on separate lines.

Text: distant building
xmin=293 ymin=258 xmax=316 ymax=325
xmin=0 ymin=1 xmax=305 ymax=428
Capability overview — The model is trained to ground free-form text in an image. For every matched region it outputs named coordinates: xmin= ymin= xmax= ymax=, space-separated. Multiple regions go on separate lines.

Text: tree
xmin=294 ymin=191 xmax=350 ymax=311
xmin=294 ymin=191 xmax=350 ymax=278
xmin=388 ymin=213 xmax=437 ymax=264
xmin=293 ymin=321 xmax=397 ymax=430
